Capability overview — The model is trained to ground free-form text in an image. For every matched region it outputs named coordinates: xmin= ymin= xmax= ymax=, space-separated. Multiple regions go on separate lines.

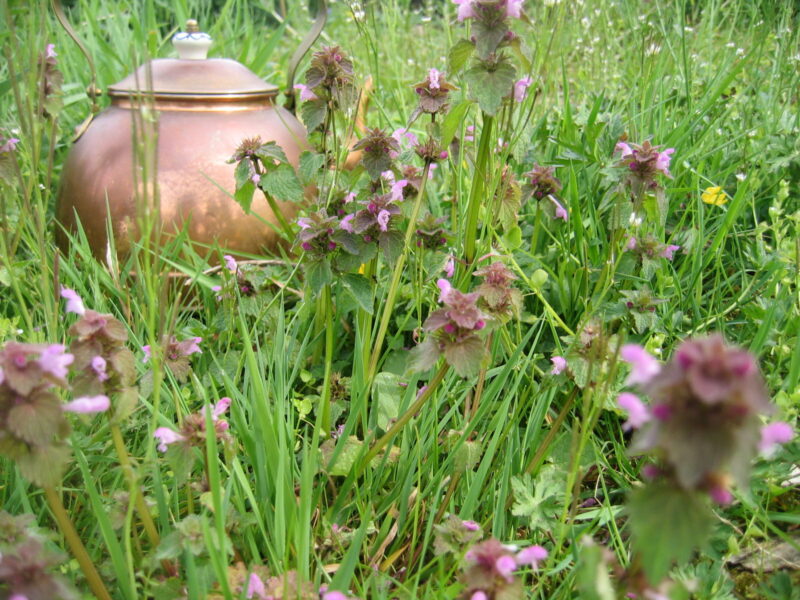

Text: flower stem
xmin=44 ymin=486 xmax=113 ymax=600
xmin=319 ymin=284 xmax=334 ymax=437
xmin=366 ymin=161 xmax=432 ymax=384
xmin=110 ymin=422 xmax=160 ymax=548
xmin=464 ymin=114 xmax=494 ymax=264
xmin=359 ymin=363 xmax=448 ymax=471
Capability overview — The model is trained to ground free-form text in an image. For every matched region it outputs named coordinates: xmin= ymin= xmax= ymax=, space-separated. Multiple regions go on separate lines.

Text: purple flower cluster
xmin=626 ymin=236 xmax=681 ymax=261
xmin=617 ymin=336 xmax=794 ymax=503
xmin=615 ymin=140 xmax=675 ymax=199
xmin=473 ymin=260 xmax=522 ymax=321
xmin=154 ymin=397 xmax=232 ymax=453
xmin=296 ymin=212 xmax=343 ymax=257
xmin=462 ymin=538 xmax=547 ymax=600
xmin=142 ymin=334 xmax=202 ymax=383
xmin=413 ymin=68 xmax=457 ymax=116
xmin=453 ymin=0 xmax=525 ymax=22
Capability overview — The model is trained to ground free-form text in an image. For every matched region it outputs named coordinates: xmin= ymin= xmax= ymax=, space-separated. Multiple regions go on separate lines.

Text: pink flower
xmin=322 ymin=592 xmax=347 ymax=600
xmin=759 ymin=422 xmax=794 ymax=454
xmin=437 ymin=278 xmax=453 ymax=302
xmin=63 ymin=395 xmax=110 ymax=414
xmin=392 ymin=128 xmax=418 ymax=147
xmin=620 ymin=344 xmax=660 ymax=385
xmin=60 ymin=287 xmax=86 ymax=315
xmin=154 ymin=427 xmax=185 ymax=452
xmin=453 ymin=0 xmax=476 ymax=21
xmin=46 ymin=43 xmax=57 ymax=60
xmin=251 ymin=173 xmax=261 ymax=185
xmin=709 ymin=484 xmax=733 ymax=506
xmin=0 ymin=137 xmax=20 ymax=153
xmin=471 ymin=592 xmax=488 ymax=600
xmin=615 ymin=142 xmax=634 ymax=158
xmin=246 ymin=573 xmax=266 ymax=599
xmin=462 ymin=519 xmax=480 ymax=531
xmin=660 ymin=244 xmax=680 ymax=260
xmin=377 ymin=209 xmax=391 ymax=232
xmin=212 ymin=397 xmax=232 ymax=419
xmin=91 ymin=355 xmax=109 ymax=381
xmin=514 ymin=76 xmax=533 ymax=102
xmin=550 ymin=355 xmax=567 ymax=375
xmin=224 ymin=255 xmax=237 ymax=272
xmin=294 ymin=83 xmax=318 ymax=102
xmin=428 ymin=68 xmax=442 ymax=90
xmin=504 ymin=0 xmax=525 ymax=18
xmin=617 ymin=393 xmax=651 ymax=430
xmin=344 ymin=192 xmax=357 ymax=204
xmin=340 ymin=214 xmax=355 ymax=233
xmin=516 ymin=544 xmax=548 ymax=568
xmin=654 ymin=148 xmax=675 ymax=177
xmin=391 ymin=179 xmax=409 ymax=201
xmin=495 ymin=555 xmax=517 ymax=582
xmin=297 ymin=218 xmax=312 ymax=230
xmin=627 ymin=237 xmax=638 ymax=251
xmin=142 ymin=345 xmax=151 ymax=363
xmin=38 ymin=344 xmax=74 ymax=380
xmin=548 ymin=196 xmax=568 ymax=221
xmin=183 ymin=337 xmax=202 ymax=356
xmin=444 ymin=256 xmax=455 ymax=279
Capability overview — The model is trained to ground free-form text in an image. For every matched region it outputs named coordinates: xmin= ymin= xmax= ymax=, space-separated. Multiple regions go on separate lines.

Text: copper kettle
xmin=55 ymin=3 xmax=327 ymax=260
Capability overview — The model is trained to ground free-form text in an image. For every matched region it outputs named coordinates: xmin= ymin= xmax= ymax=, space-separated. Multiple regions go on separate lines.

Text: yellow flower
xmin=702 ymin=186 xmax=728 ymax=206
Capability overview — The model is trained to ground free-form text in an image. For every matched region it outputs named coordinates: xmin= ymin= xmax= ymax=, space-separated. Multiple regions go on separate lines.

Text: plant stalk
xmin=464 ymin=114 xmax=494 ymax=264
xmin=44 ymin=486 xmax=113 ymax=600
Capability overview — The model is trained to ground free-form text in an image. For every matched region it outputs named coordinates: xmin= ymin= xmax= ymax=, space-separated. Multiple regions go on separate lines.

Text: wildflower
xmin=462 ymin=520 xmax=481 ymax=531
xmin=471 ymin=592 xmax=488 ymax=600
xmin=444 ymin=257 xmax=455 ymax=278
xmin=45 ymin=43 xmax=57 ymax=60
xmin=322 ymin=592 xmax=348 ymax=600
xmin=620 ymin=344 xmax=660 ymax=385
xmin=503 ymin=0 xmax=525 ymax=19
xmin=453 ymin=0 xmax=477 ymax=22
xmin=615 ymin=139 xmax=675 ymax=196
xmin=701 ymin=186 xmax=728 ymax=206
xmin=413 ymin=68 xmax=457 ymax=116
xmin=549 ymin=196 xmax=568 ymax=221
xmin=294 ymin=83 xmax=318 ymax=102
xmin=759 ymin=422 xmax=794 ymax=455
xmin=522 ymin=164 xmax=562 ymax=200
xmin=513 ymin=76 xmax=533 ymax=102
xmin=617 ymin=393 xmax=650 ymax=430
xmin=62 ymin=395 xmax=110 ymax=414
xmin=154 ymin=427 xmax=185 ymax=452
xmin=660 ymin=244 xmax=680 ymax=260
xmin=462 ymin=539 xmax=523 ymax=598
xmin=339 ymin=214 xmax=355 ymax=233
xmin=223 ymin=255 xmax=238 ymax=272
xmin=0 ymin=137 xmax=20 ymax=153
xmin=60 ymin=287 xmax=86 ymax=315
xmin=352 ymin=128 xmax=400 ymax=180
xmin=474 ymin=261 xmax=522 ymax=320
xmin=90 ymin=356 xmax=109 ymax=381
xmin=38 ymin=344 xmax=74 ymax=380
xmin=246 ymin=573 xmax=266 ymax=599
xmin=550 ymin=356 xmax=567 ymax=375
xmin=352 ymin=194 xmax=402 ymax=239
xmin=515 ymin=544 xmax=548 ymax=568
xmin=391 ymin=128 xmax=418 ymax=148
xmin=305 ymin=46 xmax=356 ymax=103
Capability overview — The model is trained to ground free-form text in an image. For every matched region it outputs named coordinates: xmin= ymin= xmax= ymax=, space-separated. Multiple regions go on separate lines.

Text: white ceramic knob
xmin=172 ymin=20 xmax=212 ymax=60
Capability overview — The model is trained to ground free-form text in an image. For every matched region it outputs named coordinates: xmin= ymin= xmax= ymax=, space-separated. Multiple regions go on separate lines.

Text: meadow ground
xmin=0 ymin=0 xmax=799 ymax=598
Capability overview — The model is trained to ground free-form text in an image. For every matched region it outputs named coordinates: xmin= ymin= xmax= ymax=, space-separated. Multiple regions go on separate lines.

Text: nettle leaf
xmin=16 ymin=443 xmax=72 ymax=488
xmin=109 ymin=347 xmax=136 ymax=386
xmin=7 ymin=393 xmax=66 ymax=445
xmin=372 ymin=372 xmax=403 ymax=431
xmin=341 ymin=273 xmax=373 ymax=314
xmin=443 ymin=334 xmax=485 ymax=378
xmin=305 ymin=259 xmax=333 ymax=296
xmin=299 ymin=151 xmax=326 ymax=185
xmin=361 ymin=152 xmax=393 ymax=182
xmin=448 ymin=39 xmax=475 ymax=74
xmin=114 ymin=386 xmax=139 ymax=422
xmin=464 ymin=61 xmax=516 ymax=116
xmin=472 ymin=20 xmax=510 ymax=59
xmin=254 ymin=141 xmax=289 ymax=164
xmin=234 ymin=160 xmax=256 ymax=213
xmin=510 ymin=468 xmax=564 ymax=532
xmin=378 ymin=230 xmax=404 ymax=264
xmin=166 ymin=443 xmax=196 ymax=485
xmin=447 ymin=430 xmax=482 ymax=472
xmin=260 ymin=164 xmax=304 ymax=204
xmin=627 ymin=483 xmax=714 ymax=583
xmin=320 ymin=436 xmax=363 ymax=477
xmin=301 ymin=99 xmax=327 ymax=131
xmin=408 ymin=336 xmax=441 ymax=373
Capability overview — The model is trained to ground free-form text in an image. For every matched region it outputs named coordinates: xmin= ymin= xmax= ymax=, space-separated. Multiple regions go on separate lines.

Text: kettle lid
xmin=107 ymin=20 xmax=278 ymax=100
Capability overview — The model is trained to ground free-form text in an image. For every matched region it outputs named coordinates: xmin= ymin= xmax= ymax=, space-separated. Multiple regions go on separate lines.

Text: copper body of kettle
xmin=55 ymin=13 xmax=325 ymax=260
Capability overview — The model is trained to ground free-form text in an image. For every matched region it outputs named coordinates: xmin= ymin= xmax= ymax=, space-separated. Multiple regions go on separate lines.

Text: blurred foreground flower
xmin=701 ymin=185 xmax=728 ymax=206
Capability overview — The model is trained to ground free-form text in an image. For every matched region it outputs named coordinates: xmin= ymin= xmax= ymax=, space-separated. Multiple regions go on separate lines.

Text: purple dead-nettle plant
xmin=154 ymin=397 xmax=232 ymax=454
xmin=297 ymin=45 xmax=358 ymax=134
xmin=521 ymin=164 xmax=568 ymax=223
xmin=142 ymin=334 xmax=202 ymax=384
xmin=617 ymin=335 xmax=795 ymax=584
xmin=494 ymin=166 xmax=523 ymax=231
xmin=473 ymin=260 xmax=522 ymax=322
xmin=615 ymin=139 xmax=675 ymax=201
xmin=461 ymin=538 xmax=547 ymax=600
xmin=350 ymin=192 xmax=405 ymax=262
xmin=415 ymin=213 xmax=451 ymax=249
xmin=352 ymin=128 xmax=400 ymax=181
xmin=410 ymin=279 xmax=490 ymax=377
xmin=0 ymin=511 xmax=77 ymax=600
xmin=61 ymin=288 xmax=138 ymax=418
xmin=411 ymin=68 xmax=457 ymax=120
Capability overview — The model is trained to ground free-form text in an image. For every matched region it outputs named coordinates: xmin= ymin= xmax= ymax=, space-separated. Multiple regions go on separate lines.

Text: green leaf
xmin=576 ymin=539 xmax=617 ymax=600
xmin=510 ymin=468 xmax=564 ymax=532
xmin=341 ymin=273 xmax=373 ymax=314
xmin=441 ymin=100 xmax=473 ymax=150
xmin=261 ymin=164 xmax=304 ymax=204
xmin=7 ymin=393 xmax=65 ymax=445
xmin=502 ymin=225 xmax=522 ymax=250
xmin=448 ymin=39 xmax=475 ymax=74
xmin=627 ymin=483 xmax=714 ymax=583
xmin=301 ymin=99 xmax=327 ymax=131
xmin=372 ymin=372 xmax=402 ymax=431
xmin=379 ymin=230 xmax=404 ymax=264
xmin=320 ymin=436 xmax=363 ymax=477
xmin=464 ymin=61 xmax=516 ymax=116
xmin=299 ymin=151 xmax=326 ymax=185
xmin=113 ymin=386 xmax=139 ymax=422
xmin=166 ymin=443 xmax=196 ymax=484
xmin=472 ymin=20 xmax=509 ymax=59
xmin=442 ymin=334 xmax=485 ymax=377
xmin=305 ymin=259 xmax=332 ymax=296
xmin=448 ymin=431 xmax=482 ymax=472
xmin=234 ymin=180 xmax=256 ymax=214
xmin=408 ymin=336 xmax=441 ymax=373
xmin=254 ymin=141 xmax=289 ymax=164
xmin=16 ymin=443 xmax=72 ymax=488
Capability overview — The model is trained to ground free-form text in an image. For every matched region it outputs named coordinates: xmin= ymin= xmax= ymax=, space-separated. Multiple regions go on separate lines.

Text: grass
xmin=1 ymin=0 xmax=799 ymax=598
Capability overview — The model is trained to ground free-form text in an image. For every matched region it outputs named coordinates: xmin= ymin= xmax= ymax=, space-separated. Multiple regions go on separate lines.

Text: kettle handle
xmin=284 ymin=0 xmax=328 ymax=114
xmin=51 ymin=0 xmax=100 ymax=115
